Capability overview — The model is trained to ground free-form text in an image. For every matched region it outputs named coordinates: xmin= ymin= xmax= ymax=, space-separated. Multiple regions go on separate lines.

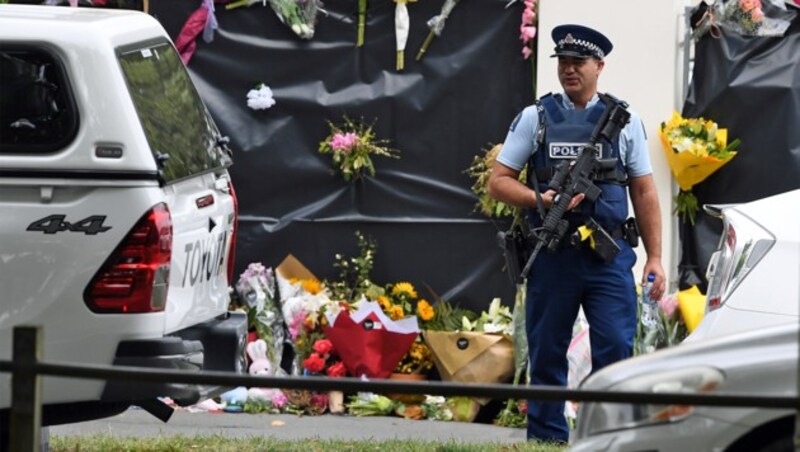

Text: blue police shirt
xmin=497 ymin=93 xmax=651 ymax=177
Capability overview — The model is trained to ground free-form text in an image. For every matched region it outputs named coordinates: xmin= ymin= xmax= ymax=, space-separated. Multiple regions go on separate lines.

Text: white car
xmin=688 ymin=188 xmax=800 ymax=341
xmin=0 ymin=4 xmax=246 ymax=438
xmin=572 ymin=323 xmax=797 ymax=451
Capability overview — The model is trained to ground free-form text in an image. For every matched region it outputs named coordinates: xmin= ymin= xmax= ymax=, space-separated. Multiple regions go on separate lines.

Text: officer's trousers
xmin=525 ymin=240 xmax=637 ymax=442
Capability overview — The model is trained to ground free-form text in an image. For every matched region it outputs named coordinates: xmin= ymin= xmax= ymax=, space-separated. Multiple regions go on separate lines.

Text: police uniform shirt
xmin=497 ymin=93 xmax=651 ymax=177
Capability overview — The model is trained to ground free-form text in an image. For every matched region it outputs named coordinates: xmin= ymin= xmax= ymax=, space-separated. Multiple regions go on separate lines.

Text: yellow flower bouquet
xmin=659 ymin=112 xmax=740 ymax=224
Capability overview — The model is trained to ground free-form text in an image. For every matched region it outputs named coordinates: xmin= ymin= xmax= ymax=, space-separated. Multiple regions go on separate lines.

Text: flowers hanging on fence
xmin=318 ymin=116 xmax=399 ymax=182
xmin=394 ymin=0 xmax=418 ymax=71
xmin=721 ymin=0 xmax=765 ymax=35
xmin=416 ymin=0 xmax=462 ymax=61
xmin=659 ymin=112 xmax=739 ymax=224
xmin=519 ymin=0 xmax=538 ymax=60
xmin=246 ymin=83 xmax=276 ymax=110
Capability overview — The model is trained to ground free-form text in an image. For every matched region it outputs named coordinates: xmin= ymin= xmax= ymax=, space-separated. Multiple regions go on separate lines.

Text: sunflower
xmin=301 ymin=278 xmax=323 ymax=295
xmin=391 ymin=282 xmax=417 ymax=299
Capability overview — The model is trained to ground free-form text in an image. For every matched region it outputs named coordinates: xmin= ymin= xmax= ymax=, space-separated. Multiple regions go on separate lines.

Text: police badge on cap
xmin=551 ymin=24 xmax=613 ymax=60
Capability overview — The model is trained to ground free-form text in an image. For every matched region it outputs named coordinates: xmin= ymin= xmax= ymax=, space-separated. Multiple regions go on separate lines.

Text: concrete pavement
xmin=50 ymin=407 xmax=528 ymax=444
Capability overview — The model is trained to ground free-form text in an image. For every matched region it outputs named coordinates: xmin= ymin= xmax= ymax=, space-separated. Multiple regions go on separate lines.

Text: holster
xmin=497 ymin=226 xmax=531 ymax=284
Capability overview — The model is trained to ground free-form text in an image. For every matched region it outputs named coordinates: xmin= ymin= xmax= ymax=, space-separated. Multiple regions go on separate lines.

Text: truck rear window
xmin=118 ymin=41 xmax=231 ymax=183
xmin=0 ymin=45 xmax=79 ymax=153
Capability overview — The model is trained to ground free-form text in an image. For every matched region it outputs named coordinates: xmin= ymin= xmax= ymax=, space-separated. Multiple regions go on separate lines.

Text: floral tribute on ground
xmin=216 ymin=231 xmax=536 ymax=424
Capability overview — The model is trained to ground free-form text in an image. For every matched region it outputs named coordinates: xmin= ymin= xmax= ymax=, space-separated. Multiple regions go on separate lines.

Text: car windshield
xmin=118 ymin=40 xmax=231 ymax=183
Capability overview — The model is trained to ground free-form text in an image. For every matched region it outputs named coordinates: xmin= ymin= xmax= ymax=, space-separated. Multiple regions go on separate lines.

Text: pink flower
xmin=522 ymin=46 xmax=533 ymax=60
xmin=288 ymin=311 xmax=306 ymax=341
xmin=658 ymin=294 xmax=679 ymax=319
xmin=738 ymin=0 xmax=760 ymax=12
xmin=520 ymin=25 xmax=537 ymax=44
xmin=271 ymin=391 xmax=288 ymax=408
xmin=522 ymin=8 xmax=536 ymax=25
xmin=330 ymin=132 xmax=359 ymax=153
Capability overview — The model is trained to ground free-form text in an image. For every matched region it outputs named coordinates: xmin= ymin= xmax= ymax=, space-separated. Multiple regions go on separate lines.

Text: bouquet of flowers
xmin=318 ymin=116 xmax=399 ymax=182
xmin=635 ymin=288 xmax=693 ymax=355
xmin=659 ymin=112 xmax=740 ymax=224
xmin=378 ymin=282 xmax=436 ymax=375
xmin=720 ymin=0 xmax=765 ymax=35
xmin=464 ymin=143 xmax=526 ymax=222
xmin=227 ymin=0 xmax=319 ymax=40
xmin=232 ymin=263 xmax=284 ymax=373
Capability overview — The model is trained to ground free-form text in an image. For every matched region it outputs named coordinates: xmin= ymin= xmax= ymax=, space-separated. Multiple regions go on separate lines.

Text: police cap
xmin=551 ymin=24 xmax=613 ymax=60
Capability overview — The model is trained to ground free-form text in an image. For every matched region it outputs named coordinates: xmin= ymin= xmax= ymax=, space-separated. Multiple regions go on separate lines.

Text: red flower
xmin=326 ymin=361 xmax=347 ymax=378
xmin=308 ymin=392 xmax=330 ymax=415
xmin=303 ymin=353 xmax=326 ymax=374
xmin=313 ymin=339 xmax=335 ymax=356
xmin=518 ymin=400 xmax=528 ymax=415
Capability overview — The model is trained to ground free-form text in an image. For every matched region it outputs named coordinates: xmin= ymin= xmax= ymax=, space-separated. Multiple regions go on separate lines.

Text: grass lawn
xmin=51 ymin=435 xmax=569 ymax=451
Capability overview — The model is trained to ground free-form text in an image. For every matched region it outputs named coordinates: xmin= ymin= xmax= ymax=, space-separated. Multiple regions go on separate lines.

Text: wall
xmin=536 ymin=0 xmax=686 ymax=287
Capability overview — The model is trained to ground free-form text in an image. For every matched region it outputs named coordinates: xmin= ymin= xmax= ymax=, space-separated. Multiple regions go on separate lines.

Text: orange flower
xmin=416 ymin=299 xmax=435 ymax=321
xmin=377 ymin=295 xmax=391 ymax=310
xmin=388 ymin=305 xmax=405 ymax=320
xmin=301 ymin=278 xmax=323 ymax=295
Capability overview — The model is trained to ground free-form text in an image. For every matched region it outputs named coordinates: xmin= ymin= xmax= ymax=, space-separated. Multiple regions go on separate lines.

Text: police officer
xmin=488 ymin=24 xmax=666 ymax=443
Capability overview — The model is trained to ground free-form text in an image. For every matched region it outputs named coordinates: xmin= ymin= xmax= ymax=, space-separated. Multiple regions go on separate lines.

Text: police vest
xmin=527 ymin=93 xmax=629 ymax=232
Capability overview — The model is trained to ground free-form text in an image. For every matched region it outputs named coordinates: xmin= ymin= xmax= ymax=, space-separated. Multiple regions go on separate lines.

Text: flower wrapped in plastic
xmin=716 ymin=0 xmax=794 ymax=37
xmin=318 ymin=116 xmax=399 ymax=182
xmin=227 ymin=0 xmax=319 ymax=40
xmin=416 ymin=0 xmax=462 ymax=61
xmin=323 ymin=298 xmax=419 ymax=379
xmin=659 ymin=112 xmax=740 ymax=224
xmin=233 ymin=263 xmax=285 ymax=374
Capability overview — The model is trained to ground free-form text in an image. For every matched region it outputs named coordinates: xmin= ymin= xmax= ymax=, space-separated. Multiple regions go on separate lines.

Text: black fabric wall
xmin=680 ymin=5 xmax=800 ymax=289
xmin=151 ymin=1 xmax=533 ymax=310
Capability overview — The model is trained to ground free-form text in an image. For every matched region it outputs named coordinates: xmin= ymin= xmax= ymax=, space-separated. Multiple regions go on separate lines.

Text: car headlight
xmin=576 ymin=366 xmax=724 ymax=438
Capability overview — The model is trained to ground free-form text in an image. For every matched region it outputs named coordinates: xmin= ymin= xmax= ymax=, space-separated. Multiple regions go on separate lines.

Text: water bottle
xmin=640 ymin=273 xmax=659 ymax=329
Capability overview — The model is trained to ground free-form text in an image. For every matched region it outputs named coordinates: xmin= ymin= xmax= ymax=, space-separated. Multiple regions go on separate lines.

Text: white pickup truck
xmin=0 ymin=4 xmax=246 ymax=440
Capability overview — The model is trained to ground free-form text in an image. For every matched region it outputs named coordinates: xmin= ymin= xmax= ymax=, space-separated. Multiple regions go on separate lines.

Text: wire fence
xmin=2 ymin=325 xmax=799 ymax=451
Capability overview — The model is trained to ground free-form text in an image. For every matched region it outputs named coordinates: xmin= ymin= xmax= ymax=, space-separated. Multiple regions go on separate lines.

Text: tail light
xmin=705 ymin=207 xmax=774 ymax=312
xmin=85 ymin=203 xmax=172 ymax=313
xmin=226 ymin=181 xmax=238 ymax=285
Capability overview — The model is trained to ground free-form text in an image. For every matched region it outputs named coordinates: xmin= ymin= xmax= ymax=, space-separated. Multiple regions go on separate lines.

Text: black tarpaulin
xmin=680 ymin=3 xmax=800 ymax=290
xmin=151 ymin=0 xmax=533 ymax=310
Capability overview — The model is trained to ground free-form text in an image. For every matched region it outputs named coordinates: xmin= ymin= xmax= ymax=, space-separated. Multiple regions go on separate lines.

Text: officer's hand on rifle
xmin=538 ymin=189 xmax=586 ymax=211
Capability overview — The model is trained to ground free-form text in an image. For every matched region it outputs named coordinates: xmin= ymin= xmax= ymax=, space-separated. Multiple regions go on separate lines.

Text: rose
xmin=308 ymin=392 xmax=330 ymax=415
xmin=313 ymin=339 xmax=335 ymax=356
xmin=326 ymin=361 xmax=347 ymax=377
xmin=302 ymin=353 xmax=326 ymax=374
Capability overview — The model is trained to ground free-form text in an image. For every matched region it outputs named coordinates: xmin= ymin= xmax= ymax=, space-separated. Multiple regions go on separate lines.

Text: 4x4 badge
xmin=27 ymin=215 xmax=111 ymax=235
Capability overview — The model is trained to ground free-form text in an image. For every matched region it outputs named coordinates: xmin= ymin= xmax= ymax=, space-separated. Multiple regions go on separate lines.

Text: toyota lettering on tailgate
xmin=181 ymin=230 xmax=228 ymax=287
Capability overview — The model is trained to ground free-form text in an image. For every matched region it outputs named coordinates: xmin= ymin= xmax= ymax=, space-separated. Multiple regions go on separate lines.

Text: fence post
xmin=10 ymin=326 xmax=42 ymax=452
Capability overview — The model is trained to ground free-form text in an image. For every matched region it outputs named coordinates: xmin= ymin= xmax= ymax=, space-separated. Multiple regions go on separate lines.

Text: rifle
xmin=517 ymin=94 xmax=632 ymax=281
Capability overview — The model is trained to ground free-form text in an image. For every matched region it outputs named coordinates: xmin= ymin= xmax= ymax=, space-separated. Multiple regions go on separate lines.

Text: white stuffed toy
xmin=246 ymin=339 xmax=280 ymax=402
